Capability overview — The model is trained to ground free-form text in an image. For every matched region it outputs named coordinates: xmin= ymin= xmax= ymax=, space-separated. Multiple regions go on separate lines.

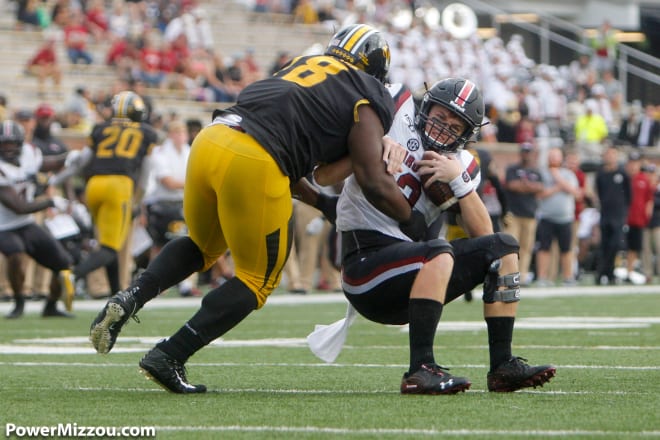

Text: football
xmin=420 ymin=173 xmax=460 ymax=212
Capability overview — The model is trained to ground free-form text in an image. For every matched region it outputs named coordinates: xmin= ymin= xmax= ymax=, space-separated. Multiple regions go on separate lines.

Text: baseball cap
xmin=35 ymin=103 xmax=55 ymax=118
xmin=628 ymin=151 xmax=642 ymax=161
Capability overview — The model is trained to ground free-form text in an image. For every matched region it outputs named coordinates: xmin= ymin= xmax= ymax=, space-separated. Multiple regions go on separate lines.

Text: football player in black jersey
xmin=56 ymin=91 xmax=157 ymax=300
xmin=89 ymin=24 xmax=416 ymax=393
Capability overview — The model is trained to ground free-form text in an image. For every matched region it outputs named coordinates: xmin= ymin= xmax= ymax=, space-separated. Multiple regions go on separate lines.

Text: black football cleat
xmin=42 ymin=306 xmax=74 ymax=318
xmin=89 ymin=289 xmax=139 ymax=354
xmin=401 ymin=363 xmax=471 ymax=395
xmin=5 ymin=301 xmax=25 ymax=319
xmin=487 ymin=356 xmax=556 ymax=392
xmin=139 ymin=347 xmax=207 ymax=394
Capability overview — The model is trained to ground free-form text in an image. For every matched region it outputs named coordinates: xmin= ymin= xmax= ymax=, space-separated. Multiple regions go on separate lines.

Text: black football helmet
xmin=111 ymin=91 xmax=146 ymax=122
xmin=325 ymin=23 xmax=390 ymax=82
xmin=0 ymin=120 xmax=25 ymax=165
xmin=415 ymin=78 xmax=485 ymax=153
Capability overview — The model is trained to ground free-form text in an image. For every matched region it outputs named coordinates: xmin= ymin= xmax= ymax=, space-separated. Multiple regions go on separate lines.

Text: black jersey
xmin=223 ymin=55 xmax=395 ymax=182
xmin=86 ymin=119 xmax=158 ymax=182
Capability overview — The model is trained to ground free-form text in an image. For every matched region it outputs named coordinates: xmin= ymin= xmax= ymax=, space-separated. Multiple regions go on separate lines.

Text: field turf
xmin=1 ymin=286 xmax=658 ymax=439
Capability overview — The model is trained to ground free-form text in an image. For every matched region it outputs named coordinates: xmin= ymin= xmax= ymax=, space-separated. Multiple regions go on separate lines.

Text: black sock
xmin=408 ymin=298 xmax=443 ymax=374
xmin=132 ymin=237 xmax=204 ymax=308
xmin=105 ymin=257 xmax=120 ymax=295
xmin=485 ymin=316 xmax=514 ymax=371
xmin=158 ymin=278 xmax=257 ymax=363
xmin=157 ymin=323 xmax=206 ymax=363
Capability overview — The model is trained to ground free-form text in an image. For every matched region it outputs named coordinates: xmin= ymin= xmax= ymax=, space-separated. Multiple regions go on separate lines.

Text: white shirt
xmin=143 ymin=139 xmax=190 ymax=204
xmin=0 ymin=143 xmax=43 ymax=230
xmin=336 ymin=83 xmax=480 ymax=241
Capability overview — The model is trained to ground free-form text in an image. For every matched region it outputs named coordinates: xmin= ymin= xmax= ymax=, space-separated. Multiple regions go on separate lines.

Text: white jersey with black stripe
xmin=0 ymin=143 xmax=43 ymax=231
xmin=336 ymin=83 xmax=480 ymax=241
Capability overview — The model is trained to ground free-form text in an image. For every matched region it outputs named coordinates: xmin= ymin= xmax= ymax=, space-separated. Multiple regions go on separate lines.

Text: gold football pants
xmin=185 ymin=124 xmax=293 ymax=308
xmin=85 ymin=175 xmax=134 ymax=251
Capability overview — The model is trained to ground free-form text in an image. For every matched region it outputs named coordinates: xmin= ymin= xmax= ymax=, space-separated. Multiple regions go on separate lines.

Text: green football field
xmin=1 ymin=286 xmax=658 ymax=439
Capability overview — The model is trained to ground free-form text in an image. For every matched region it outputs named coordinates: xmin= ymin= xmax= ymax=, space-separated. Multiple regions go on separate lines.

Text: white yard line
xmin=1 ymin=285 xmax=659 ymax=314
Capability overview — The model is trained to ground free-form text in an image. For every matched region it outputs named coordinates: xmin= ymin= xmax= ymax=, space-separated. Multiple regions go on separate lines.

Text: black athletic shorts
xmin=146 ymin=201 xmax=186 ymax=246
xmin=0 ymin=223 xmax=72 ymax=271
xmin=341 ymin=230 xmax=514 ymax=325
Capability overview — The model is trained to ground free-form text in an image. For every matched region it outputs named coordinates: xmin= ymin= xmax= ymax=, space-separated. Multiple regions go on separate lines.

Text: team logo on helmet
xmin=325 ymin=24 xmax=390 ymax=82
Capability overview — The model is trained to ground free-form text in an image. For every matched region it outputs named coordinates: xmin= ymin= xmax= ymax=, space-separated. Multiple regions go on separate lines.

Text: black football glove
xmin=314 ymin=193 xmax=339 ymax=225
xmin=399 ymin=210 xmax=427 ymax=242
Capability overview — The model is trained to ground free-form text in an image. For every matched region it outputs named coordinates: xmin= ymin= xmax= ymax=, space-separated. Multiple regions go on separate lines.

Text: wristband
xmin=449 ymin=170 xmax=473 ymax=199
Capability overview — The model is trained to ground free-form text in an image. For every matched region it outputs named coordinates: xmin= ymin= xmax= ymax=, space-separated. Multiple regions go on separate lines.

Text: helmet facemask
xmin=414 ymin=78 xmax=484 ymax=154
xmin=416 ymin=110 xmax=473 ymax=154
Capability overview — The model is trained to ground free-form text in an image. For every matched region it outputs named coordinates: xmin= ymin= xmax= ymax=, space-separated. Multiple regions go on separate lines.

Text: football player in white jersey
xmin=0 ymin=120 xmax=74 ymax=318
xmin=312 ymin=78 xmax=556 ymax=394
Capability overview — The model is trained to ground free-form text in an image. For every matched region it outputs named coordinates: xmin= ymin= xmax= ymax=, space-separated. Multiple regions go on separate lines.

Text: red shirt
xmin=627 ymin=172 xmax=654 ymax=227
xmin=140 ymin=48 xmax=162 ymax=73
xmin=86 ymin=9 xmax=108 ymax=32
xmin=29 ymin=46 xmax=56 ymax=66
xmin=573 ymin=168 xmax=586 ymax=219
xmin=64 ymin=24 xmax=89 ymax=50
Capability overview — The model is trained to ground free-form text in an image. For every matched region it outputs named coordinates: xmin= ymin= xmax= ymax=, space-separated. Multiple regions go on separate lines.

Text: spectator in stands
xmin=138 ymin=34 xmax=166 ymax=89
xmin=534 ymin=148 xmax=580 ymax=287
xmin=590 ymin=83 xmax=614 ymax=129
xmin=617 ymin=102 xmax=643 ymax=147
xmin=635 ymin=104 xmax=660 ymax=148
xmin=164 ymin=6 xmax=214 ymax=52
xmin=50 ymin=0 xmax=71 ymax=28
xmin=106 ymin=36 xmax=140 ymax=77
xmin=601 ymin=69 xmax=623 ymax=115
xmin=568 ymin=52 xmax=597 ymax=90
xmin=504 ymin=142 xmax=544 ymax=286
xmin=595 ymin=146 xmax=630 ymax=285
xmin=85 ymin=0 xmax=109 ymax=42
xmin=202 ymin=51 xmax=240 ymax=103
xmin=269 ymin=50 xmax=292 ymax=76
xmin=236 ymin=48 xmax=264 ymax=85
xmin=15 ymin=0 xmax=46 ymax=29
xmin=64 ymin=10 xmax=94 ymax=65
xmin=590 ymin=20 xmax=617 ymax=76
xmin=293 ymin=0 xmax=319 ymax=24
xmin=574 ymin=99 xmax=608 ymax=163
xmin=514 ymin=107 xmax=536 ymax=144
xmin=25 ymin=35 xmax=62 ymax=97
xmin=108 ymin=0 xmax=130 ymax=39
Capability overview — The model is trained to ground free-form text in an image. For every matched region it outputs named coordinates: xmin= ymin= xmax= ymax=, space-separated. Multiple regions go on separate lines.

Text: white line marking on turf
xmin=1 ymin=285 xmax=659 ymax=314
xmin=14 ymin=385 xmax=650 ymax=397
xmin=155 ymin=426 xmax=660 ymax=437
xmin=2 ymin=361 xmax=658 ymax=370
